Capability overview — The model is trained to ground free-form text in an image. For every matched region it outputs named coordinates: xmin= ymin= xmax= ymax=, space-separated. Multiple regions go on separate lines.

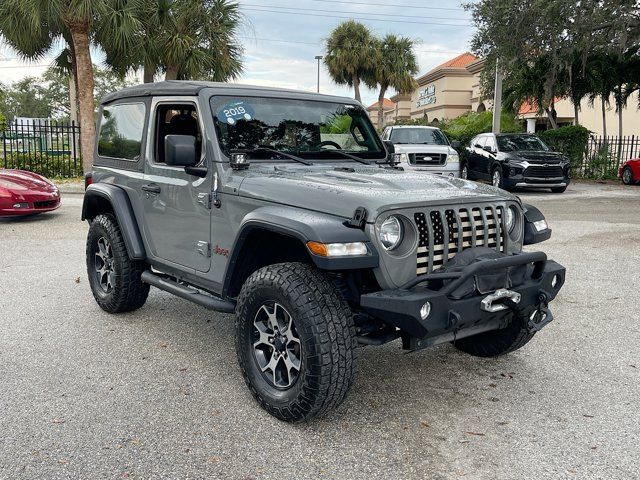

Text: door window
xmin=474 ymin=136 xmax=487 ymax=149
xmin=153 ymin=103 xmax=202 ymax=164
xmin=484 ymin=136 xmax=497 ymax=152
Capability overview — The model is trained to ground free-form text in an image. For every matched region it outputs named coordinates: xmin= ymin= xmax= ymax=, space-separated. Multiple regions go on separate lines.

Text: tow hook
xmin=526 ymin=292 xmax=553 ymax=333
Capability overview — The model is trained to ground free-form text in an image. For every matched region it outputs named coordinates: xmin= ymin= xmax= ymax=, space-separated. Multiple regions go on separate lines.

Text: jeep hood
xmin=235 ymin=165 xmax=516 ymax=219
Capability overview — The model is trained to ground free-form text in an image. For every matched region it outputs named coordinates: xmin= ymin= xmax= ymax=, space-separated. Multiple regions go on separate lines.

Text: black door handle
xmin=142 ymin=183 xmax=161 ymax=194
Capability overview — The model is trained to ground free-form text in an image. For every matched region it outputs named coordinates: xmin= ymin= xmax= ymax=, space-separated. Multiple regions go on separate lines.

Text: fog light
xmin=420 ymin=302 xmax=431 ymax=320
xmin=551 ymin=274 xmax=559 ymax=288
xmin=448 ymin=172 xmax=455 ymax=177
xmin=13 ymin=203 xmax=29 ymax=209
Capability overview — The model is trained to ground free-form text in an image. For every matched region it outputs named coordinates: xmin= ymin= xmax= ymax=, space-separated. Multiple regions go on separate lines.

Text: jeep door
xmin=141 ymin=97 xmax=212 ymax=272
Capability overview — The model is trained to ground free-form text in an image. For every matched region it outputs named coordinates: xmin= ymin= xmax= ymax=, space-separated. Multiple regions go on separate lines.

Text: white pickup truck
xmin=381 ymin=125 xmax=461 ymax=177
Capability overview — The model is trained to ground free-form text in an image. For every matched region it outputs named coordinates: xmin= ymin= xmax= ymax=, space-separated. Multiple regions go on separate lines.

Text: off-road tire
xmin=622 ymin=166 xmax=635 ymax=185
xmin=453 ymin=315 xmax=534 ymax=357
xmin=551 ymin=186 xmax=567 ymax=193
xmin=235 ymin=262 xmax=357 ymax=422
xmin=86 ymin=213 xmax=149 ymax=313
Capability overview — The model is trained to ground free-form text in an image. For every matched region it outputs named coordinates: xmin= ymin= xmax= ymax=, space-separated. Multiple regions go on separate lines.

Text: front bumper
xmin=405 ymin=162 xmax=460 ymax=178
xmin=360 ymin=251 xmax=565 ymax=349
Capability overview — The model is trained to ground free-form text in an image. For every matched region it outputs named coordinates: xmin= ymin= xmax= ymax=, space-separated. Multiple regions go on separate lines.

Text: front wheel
xmin=460 ymin=164 xmax=469 ymax=179
xmin=235 ymin=262 xmax=356 ymax=422
xmin=622 ymin=166 xmax=635 ymax=185
xmin=492 ymin=166 xmax=504 ymax=189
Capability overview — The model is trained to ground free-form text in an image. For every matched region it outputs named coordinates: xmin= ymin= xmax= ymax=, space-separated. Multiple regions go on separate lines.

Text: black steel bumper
xmin=360 ymin=252 xmax=565 ymax=349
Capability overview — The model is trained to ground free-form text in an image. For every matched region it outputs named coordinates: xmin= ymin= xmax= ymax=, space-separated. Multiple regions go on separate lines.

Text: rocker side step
xmin=141 ymin=270 xmax=236 ymax=313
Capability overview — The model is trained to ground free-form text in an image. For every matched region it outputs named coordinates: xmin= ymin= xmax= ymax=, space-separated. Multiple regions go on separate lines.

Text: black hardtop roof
xmin=101 ymin=80 xmax=359 ymax=106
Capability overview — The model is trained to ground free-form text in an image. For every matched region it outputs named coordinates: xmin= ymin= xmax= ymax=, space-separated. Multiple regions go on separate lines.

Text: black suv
xmin=462 ymin=133 xmax=571 ymax=193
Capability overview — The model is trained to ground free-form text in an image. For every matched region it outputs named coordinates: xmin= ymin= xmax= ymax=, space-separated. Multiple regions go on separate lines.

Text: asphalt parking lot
xmin=1 ymin=182 xmax=638 ymax=480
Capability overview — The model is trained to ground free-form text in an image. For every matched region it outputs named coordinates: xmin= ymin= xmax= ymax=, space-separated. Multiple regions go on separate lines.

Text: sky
xmin=0 ymin=0 xmax=475 ymax=107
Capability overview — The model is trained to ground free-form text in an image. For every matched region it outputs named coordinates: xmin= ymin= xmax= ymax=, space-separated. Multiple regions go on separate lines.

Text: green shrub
xmin=439 ymin=111 xmax=523 ymax=148
xmin=1 ymin=152 xmax=83 ymax=178
xmin=0 ymin=112 xmax=7 ymax=132
xmin=538 ymin=125 xmax=590 ymax=172
xmin=582 ymin=145 xmax=618 ymax=180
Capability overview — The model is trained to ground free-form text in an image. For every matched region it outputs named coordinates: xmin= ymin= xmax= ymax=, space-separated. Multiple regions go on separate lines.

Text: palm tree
xmin=103 ymin=0 xmax=244 ymax=82
xmin=0 ymin=0 xmax=139 ymax=172
xmin=324 ymin=21 xmax=375 ymax=103
xmin=365 ymin=35 xmax=418 ymax=127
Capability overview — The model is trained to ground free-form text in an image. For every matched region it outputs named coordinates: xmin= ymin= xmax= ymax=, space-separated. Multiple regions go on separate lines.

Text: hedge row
xmin=538 ymin=125 xmax=591 ymax=171
xmin=1 ymin=152 xmax=83 ymax=178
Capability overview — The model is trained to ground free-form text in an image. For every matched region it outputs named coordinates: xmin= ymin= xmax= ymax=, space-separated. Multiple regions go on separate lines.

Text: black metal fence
xmin=1 ymin=120 xmax=82 ymax=178
xmin=582 ymin=135 xmax=640 ymax=178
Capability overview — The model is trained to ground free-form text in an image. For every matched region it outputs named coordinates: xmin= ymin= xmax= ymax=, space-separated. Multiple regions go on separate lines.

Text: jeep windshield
xmin=211 ymin=96 xmax=385 ymax=162
xmin=390 ymin=127 xmax=449 ymax=145
xmin=497 ymin=134 xmax=549 ymax=152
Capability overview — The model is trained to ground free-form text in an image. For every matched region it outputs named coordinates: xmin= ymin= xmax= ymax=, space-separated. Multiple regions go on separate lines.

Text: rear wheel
xmin=454 ymin=315 xmax=534 ymax=357
xmin=622 ymin=166 xmax=635 ymax=185
xmin=235 ymin=262 xmax=356 ymax=422
xmin=86 ymin=214 xmax=149 ymax=313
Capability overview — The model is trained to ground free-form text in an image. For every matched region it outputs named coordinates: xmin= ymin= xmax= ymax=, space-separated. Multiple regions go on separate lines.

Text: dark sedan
xmin=462 ymin=133 xmax=570 ymax=193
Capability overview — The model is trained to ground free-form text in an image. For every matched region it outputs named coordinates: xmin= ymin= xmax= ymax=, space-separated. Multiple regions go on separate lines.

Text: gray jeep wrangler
xmin=82 ymin=81 xmax=565 ymax=422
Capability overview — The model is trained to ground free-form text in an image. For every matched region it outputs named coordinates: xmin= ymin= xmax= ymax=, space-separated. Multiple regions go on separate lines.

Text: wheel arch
xmin=82 ymin=183 xmax=146 ymax=260
xmin=222 ymin=206 xmax=378 ymax=298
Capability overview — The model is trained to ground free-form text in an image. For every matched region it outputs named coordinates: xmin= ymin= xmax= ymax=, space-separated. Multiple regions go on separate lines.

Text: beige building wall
xmin=409 ymin=74 xmax=474 ymax=122
xmin=383 ymin=94 xmax=411 ymax=125
xmin=520 ymin=92 xmax=640 ymax=136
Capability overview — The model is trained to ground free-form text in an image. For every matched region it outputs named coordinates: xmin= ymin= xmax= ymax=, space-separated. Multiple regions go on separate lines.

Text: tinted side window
xmin=475 ymin=136 xmax=487 ymax=148
xmin=485 ymin=136 xmax=497 ymax=151
xmin=98 ymin=103 xmax=146 ymax=160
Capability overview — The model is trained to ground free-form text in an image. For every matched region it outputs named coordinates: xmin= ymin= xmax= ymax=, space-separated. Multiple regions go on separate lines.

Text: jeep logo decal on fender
xmin=213 ymin=245 xmax=229 ymax=257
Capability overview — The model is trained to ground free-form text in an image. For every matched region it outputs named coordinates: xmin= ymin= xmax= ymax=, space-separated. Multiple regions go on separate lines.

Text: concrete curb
xmin=58 ymin=181 xmax=84 ymax=195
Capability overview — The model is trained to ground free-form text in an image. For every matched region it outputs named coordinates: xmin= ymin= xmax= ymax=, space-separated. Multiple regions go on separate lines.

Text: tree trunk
xmin=573 ymin=101 xmax=579 ymax=126
xmin=377 ymin=86 xmax=387 ymax=129
xmin=352 ymin=74 xmax=361 ymax=103
xmin=165 ymin=65 xmax=179 ymax=80
xmin=617 ymin=104 xmax=623 ymax=167
xmin=68 ymin=25 xmax=95 ymax=174
xmin=143 ymin=61 xmax=156 ymax=83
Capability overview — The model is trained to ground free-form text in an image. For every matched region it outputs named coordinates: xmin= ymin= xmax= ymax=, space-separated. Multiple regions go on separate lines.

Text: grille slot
xmin=524 ymin=165 xmax=564 ymax=179
xmin=415 ymin=206 xmax=505 ymax=275
xmin=409 ymin=153 xmax=447 ymax=165
xmin=34 ymin=199 xmax=59 ymax=208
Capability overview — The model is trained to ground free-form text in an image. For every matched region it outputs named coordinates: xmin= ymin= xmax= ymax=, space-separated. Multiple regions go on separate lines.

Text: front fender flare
xmin=82 ymin=183 xmax=146 ymax=260
xmin=223 ymin=205 xmax=379 ymax=293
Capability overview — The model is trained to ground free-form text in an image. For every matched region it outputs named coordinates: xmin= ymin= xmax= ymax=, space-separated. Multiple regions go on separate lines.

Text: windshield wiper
xmin=243 ymin=147 xmax=313 ymax=166
xmin=320 ymin=149 xmax=371 ymax=165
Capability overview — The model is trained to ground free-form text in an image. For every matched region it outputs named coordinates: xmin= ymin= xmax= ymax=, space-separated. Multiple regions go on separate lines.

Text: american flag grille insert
xmin=414 ymin=206 xmax=505 ymax=275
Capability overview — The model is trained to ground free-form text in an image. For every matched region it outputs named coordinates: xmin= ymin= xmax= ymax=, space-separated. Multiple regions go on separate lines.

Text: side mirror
xmin=165 ymin=135 xmax=198 ymax=167
xmin=483 ymin=145 xmax=495 ymax=153
xmin=451 ymin=140 xmax=461 ymax=149
xmin=474 ymin=143 xmax=483 ymax=149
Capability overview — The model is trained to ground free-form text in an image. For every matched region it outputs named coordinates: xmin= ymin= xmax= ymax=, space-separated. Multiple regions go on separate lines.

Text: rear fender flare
xmin=82 ymin=183 xmax=146 ymax=260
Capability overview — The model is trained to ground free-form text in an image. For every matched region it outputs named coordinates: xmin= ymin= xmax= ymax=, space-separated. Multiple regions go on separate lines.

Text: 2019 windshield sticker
xmin=217 ymin=101 xmax=255 ymax=125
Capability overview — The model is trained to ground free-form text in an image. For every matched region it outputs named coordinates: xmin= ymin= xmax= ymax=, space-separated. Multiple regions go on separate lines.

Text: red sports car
xmin=619 ymin=158 xmax=640 ymax=185
xmin=0 ymin=169 xmax=61 ymax=217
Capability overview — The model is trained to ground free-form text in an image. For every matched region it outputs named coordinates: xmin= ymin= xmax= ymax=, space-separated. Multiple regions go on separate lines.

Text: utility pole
xmin=492 ymin=59 xmax=503 ymax=133
xmin=315 ymin=55 xmax=323 ymax=93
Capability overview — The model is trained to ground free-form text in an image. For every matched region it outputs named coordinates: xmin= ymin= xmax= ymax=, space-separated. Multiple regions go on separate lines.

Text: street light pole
xmin=315 ymin=55 xmax=323 ymax=93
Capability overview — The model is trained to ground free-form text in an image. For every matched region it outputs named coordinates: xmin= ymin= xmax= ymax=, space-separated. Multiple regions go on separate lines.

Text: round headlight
xmin=379 ymin=216 xmax=403 ymax=250
xmin=506 ymin=205 xmax=517 ymax=233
